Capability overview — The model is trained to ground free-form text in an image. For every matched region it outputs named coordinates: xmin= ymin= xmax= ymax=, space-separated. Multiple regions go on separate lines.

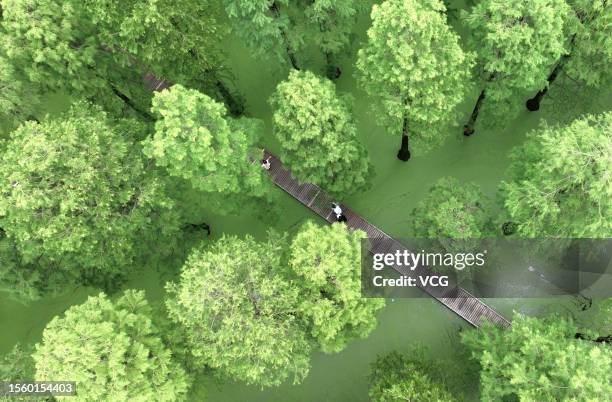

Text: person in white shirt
xmin=261 ymin=156 xmax=271 ymax=170
xmin=331 ymin=202 xmax=347 ymax=222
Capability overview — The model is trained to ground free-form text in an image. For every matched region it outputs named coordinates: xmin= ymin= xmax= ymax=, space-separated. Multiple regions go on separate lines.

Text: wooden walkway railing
xmin=144 ymin=75 xmax=510 ymax=329
xmin=263 ymin=150 xmax=511 ymax=330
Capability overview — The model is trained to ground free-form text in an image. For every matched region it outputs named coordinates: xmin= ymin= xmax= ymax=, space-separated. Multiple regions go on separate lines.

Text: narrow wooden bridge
xmin=145 ymin=75 xmax=510 ymax=329
xmin=263 ymin=150 xmax=511 ymax=329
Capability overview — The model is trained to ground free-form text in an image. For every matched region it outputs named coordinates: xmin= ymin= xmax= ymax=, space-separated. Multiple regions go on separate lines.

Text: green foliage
xmin=0 ymin=238 xmax=45 ymax=301
xmin=412 ymin=177 xmax=496 ymax=238
xmin=1 ymin=0 xmax=226 ymax=118
xmin=87 ymin=0 xmax=226 ymax=85
xmin=289 ymin=222 xmax=384 ymax=353
xmin=564 ymin=0 xmax=612 ymax=87
xmin=270 ymin=70 xmax=371 ymax=196
xmin=305 ymin=0 xmax=362 ymax=57
xmin=463 ymin=0 xmax=569 ymax=115
xmin=0 ymin=0 xmax=149 ymax=116
xmin=356 ymin=0 xmax=471 ymax=152
xmin=33 ymin=291 xmax=190 ymax=402
xmin=368 ymin=350 xmax=454 ymax=402
xmin=144 ymin=85 xmax=270 ymax=214
xmin=462 ymin=313 xmax=612 ymax=401
xmin=165 ymin=234 xmax=311 ymax=387
xmin=0 ymin=344 xmax=38 ymax=402
xmin=0 ymin=102 xmax=180 ymax=295
xmin=501 ymin=112 xmax=612 ymax=237
xmin=225 ymin=0 xmax=302 ymax=66
xmin=0 ymin=56 xmax=39 ymax=129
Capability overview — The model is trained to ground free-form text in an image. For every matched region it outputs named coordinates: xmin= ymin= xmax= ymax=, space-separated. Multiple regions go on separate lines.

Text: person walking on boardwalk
xmin=261 ymin=156 xmax=271 ymax=170
xmin=332 ymin=202 xmax=347 ymax=222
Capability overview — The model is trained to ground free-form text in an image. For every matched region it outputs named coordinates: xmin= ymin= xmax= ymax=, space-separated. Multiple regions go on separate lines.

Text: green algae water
xmin=1 ymin=1 xmax=610 ymax=401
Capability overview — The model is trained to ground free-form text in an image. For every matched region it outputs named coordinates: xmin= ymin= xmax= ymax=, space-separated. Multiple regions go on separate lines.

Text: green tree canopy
xmin=305 ymin=0 xmax=363 ymax=77
xmin=0 ymin=102 xmax=179 ymax=294
xmin=526 ymin=0 xmax=612 ymax=111
xmin=165 ymin=234 xmax=311 ymax=387
xmin=270 ymin=70 xmax=371 ymax=196
xmin=501 ymin=112 xmax=612 ymax=237
xmin=411 ymin=177 xmax=496 ymax=239
xmin=462 ymin=313 xmax=612 ymax=401
xmin=143 ymin=85 xmax=270 ymax=214
xmin=0 ymin=344 xmax=37 ymax=402
xmin=225 ymin=0 xmax=302 ymax=69
xmin=289 ymin=222 xmax=384 ymax=353
xmin=356 ymin=0 xmax=471 ymax=161
xmin=0 ymin=55 xmax=39 ymax=129
xmin=564 ymin=0 xmax=612 ymax=87
xmin=368 ymin=350 xmax=454 ymax=402
xmin=87 ymin=0 xmax=225 ymax=84
xmin=462 ymin=0 xmax=569 ymax=133
xmin=0 ymin=0 xmax=152 ymax=118
xmin=33 ymin=291 xmax=190 ymax=402
xmin=0 ymin=0 xmax=232 ymax=118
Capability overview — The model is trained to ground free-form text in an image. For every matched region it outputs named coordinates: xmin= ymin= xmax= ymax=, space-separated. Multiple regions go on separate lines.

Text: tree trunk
xmin=270 ymin=2 xmax=300 ymax=70
xmin=108 ymin=83 xmax=154 ymax=121
xmin=464 ymin=89 xmax=486 ymax=136
xmin=526 ymin=54 xmax=570 ymax=111
xmin=184 ymin=222 xmax=211 ymax=237
xmin=185 ymin=49 xmax=245 ymax=116
xmin=324 ymin=52 xmax=341 ymax=80
xmin=397 ymin=116 xmax=411 ymax=161
xmin=575 ymin=332 xmax=611 ymax=344
xmin=502 ymin=221 xmax=517 ymax=236
xmin=215 ymin=79 xmax=245 ymax=116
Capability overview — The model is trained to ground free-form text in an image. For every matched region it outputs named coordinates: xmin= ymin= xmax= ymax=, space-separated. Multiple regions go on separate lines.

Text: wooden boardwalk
xmin=144 ymin=73 xmax=171 ymax=92
xmin=263 ymin=150 xmax=511 ymax=329
xmin=144 ymin=74 xmax=510 ymax=329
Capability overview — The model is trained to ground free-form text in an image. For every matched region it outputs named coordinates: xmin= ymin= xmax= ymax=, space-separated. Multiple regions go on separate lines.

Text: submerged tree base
xmin=526 ymin=98 xmax=541 ymax=111
xmin=463 ymin=126 xmax=475 ymax=136
xmin=397 ymin=149 xmax=411 ymax=161
xmin=326 ymin=65 xmax=342 ymax=80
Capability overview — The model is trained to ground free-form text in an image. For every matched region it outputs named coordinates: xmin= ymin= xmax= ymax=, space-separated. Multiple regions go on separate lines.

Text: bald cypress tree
xmin=462 ymin=0 xmax=568 ymax=135
xmin=526 ymin=0 xmax=612 ymax=111
xmin=356 ymin=0 xmax=471 ymax=161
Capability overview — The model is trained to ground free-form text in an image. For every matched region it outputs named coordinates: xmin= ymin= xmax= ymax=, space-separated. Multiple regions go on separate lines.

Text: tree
xmin=289 ymin=222 xmax=385 ymax=353
xmin=143 ymin=85 xmax=271 ymax=214
xmin=526 ymin=0 xmax=612 ymax=111
xmin=368 ymin=350 xmax=454 ymax=402
xmin=0 ymin=55 xmax=40 ymax=129
xmin=410 ymin=177 xmax=496 ymax=278
xmin=269 ymin=70 xmax=371 ymax=196
xmin=0 ymin=102 xmax=180 ymax=295
xmin=462 ymin=313 xmax=612 ymax=401
xmin=165 ymin=234 xmax=311 ymax=387
xmin=412 ymin=177 xmax=495 ymax=239
xmin=0 ymin=0 xmax=241 ymax=118
xmin=0 ymin=344 xmax=39 ymax=402
xmin=85 ymin=0 xmax=244 ymax=115
xmin=304 ymin=0 xmax=363 ymax=78
xmin=356 ymin=0 xmax=471 ymax=161
xmin=33 ymin=291 xmax=190 ymax=401
xmin=225 ymin=0 xmax=302 ymax=69
xmin=0 ymin=0 xmax=152 ymax=119
xmin=462 ymin=0 xmax=568 ymax=135
xmin=501 ymin=112 xmax=611 ymax=237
